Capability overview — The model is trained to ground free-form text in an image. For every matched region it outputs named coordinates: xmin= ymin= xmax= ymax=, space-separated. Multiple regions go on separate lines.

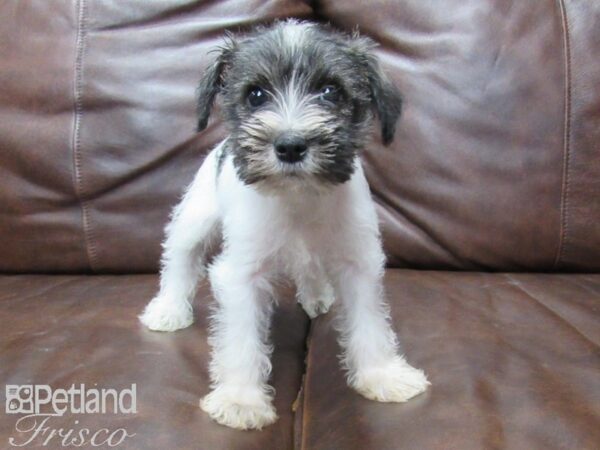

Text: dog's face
xmin=197 ymin=21 xmax=402 ymax=190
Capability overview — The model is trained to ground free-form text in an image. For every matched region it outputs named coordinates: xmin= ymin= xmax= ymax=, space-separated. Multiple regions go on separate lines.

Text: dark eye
xmin=247 ymin=86 xmax=268 ymax=108
xmin=319 ymin=84 xmax=340 ymax=103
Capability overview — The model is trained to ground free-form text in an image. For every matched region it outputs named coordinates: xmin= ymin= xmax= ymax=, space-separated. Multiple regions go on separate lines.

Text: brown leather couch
xmin=1 ymin=1 xmax=599 ymax=449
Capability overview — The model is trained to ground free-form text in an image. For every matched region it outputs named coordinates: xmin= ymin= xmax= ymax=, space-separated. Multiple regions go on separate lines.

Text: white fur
xmin=140 ymin=139 xmax=429 ymax=429
xmin=280 ymin=19 xmax=312 ymax=55
xmin=140 ymin=148 xmax=220 ymax=332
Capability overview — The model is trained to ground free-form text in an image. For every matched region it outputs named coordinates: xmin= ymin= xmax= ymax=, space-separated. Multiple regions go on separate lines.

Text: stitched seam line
xmin=72 ymin=0 xmax=97 ymax=272
xmin=554 ymin=0 xmax=572 ymax=269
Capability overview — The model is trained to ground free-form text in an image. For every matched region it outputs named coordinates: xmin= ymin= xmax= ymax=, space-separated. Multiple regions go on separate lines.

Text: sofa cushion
xmin=316 ymin=0 xmax=600 ymax=271
xmin=0 ymin=275 xmax=309 ymax=449
xmin=0 ymin=0 xmax=312 ymax=273
xmin=3 ymin=1 xmax=599 ymax=274
xmin=297 ymin=270 xmax=600 ymax=449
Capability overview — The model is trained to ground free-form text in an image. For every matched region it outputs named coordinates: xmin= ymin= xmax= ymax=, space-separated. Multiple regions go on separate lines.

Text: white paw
xmin=200 ymin=385 xmax=278 ymax=430
xmin=298 ymin=287 xmax=335 ymax=319
xmin=351 ymin=357 xmax=430 ymax=402
xmin=139 ymin=296 xmax=194 ymax=332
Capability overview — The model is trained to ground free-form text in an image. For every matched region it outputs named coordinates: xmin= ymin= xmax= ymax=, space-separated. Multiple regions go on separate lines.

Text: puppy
xmin=140 ymin=20 xmax=429 ymax=430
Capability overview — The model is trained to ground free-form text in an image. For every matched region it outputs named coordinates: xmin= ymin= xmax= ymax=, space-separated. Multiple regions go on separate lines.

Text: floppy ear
xmin=196 ymin=34 xmax=238 ymax=132
xmin=349 ymin=35 xmax=403 ymax=145
xmin=366 ymin=55 xmax=403 ymax=145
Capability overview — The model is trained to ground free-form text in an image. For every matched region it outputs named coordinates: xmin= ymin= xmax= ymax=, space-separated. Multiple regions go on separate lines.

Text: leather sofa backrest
xmin=1 ymin=0 xmax=598 ymax=273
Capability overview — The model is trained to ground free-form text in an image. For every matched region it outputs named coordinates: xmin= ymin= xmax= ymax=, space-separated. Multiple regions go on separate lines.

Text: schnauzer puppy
xmin=140 ymin=20 xmax=429 ymax=430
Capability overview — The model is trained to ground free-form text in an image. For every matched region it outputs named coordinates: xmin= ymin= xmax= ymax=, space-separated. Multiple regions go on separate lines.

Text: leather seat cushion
xmin=0 ymin=275 xmax=309 ymax=449
xmin=296 ymin=270 xmax=600 ymax=450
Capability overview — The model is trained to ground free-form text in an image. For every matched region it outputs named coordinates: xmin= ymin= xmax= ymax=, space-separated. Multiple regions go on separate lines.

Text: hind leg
xmin=294 ymin=261 xmax=335 ymax=319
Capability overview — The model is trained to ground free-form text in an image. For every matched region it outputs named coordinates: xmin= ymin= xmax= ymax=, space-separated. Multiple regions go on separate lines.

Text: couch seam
xmin=553 ymin=0 xmax=573 ymax=269
xmin=297 ymin=320 xmax=314 ymax=450
xmin=72 ymin=0 xmax=98 ymax=272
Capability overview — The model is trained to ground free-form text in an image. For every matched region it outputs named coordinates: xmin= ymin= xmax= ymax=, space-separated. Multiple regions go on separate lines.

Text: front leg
xmin=140 ymin=149 xmax=220 ymax=332
xmin=200 ymin=256 xmax=277 ymax=430
xmin=333 ymin=252 xmax=430 ymax=402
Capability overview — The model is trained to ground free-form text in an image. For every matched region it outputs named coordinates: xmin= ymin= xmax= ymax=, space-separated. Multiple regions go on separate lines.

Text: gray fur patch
xmin=216 ymin=139 xmax=230 ymax=176
xmin=196 ymin=20 xmax=402 ymax=190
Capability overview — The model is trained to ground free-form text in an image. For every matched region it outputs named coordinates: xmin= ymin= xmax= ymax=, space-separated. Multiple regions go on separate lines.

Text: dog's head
xmin=197 ymin=20 xmax=402 ymax=190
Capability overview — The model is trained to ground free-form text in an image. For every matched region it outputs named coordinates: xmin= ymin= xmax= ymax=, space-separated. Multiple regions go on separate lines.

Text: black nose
xmin=274 ymin=135 xmax=307 ymax=163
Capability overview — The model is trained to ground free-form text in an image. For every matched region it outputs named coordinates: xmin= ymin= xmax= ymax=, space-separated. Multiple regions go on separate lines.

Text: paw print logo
xmin=5 ymin=385 xmax=34 ymax=414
